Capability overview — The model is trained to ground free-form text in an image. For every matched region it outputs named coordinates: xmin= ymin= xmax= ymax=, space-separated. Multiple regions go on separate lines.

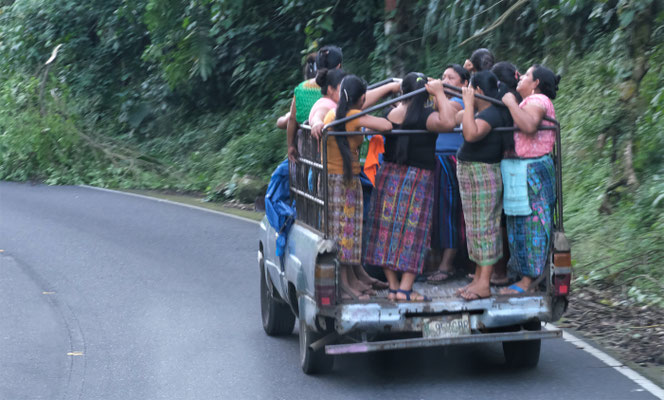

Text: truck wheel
xmin=260 ymin=259 xmax=295 ymax=336
xmin=299 ymin=315 xmax=334 ymax=374
xmin=502 ymin=319 xmax=542 ymax=368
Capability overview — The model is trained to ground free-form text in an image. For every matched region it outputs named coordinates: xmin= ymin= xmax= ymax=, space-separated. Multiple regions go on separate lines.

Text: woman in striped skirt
xmin=499 ymin=65 xmax=561 ymax=294
xmin=363 ymin=72 xmax=458 ymax=302
xmin=456 ymin=71 xmax=514 ymax=300
xmin=322 ymin=75 xmax=392 ymax=300
xmin=429 ymin=64 xmax=469 ymax=284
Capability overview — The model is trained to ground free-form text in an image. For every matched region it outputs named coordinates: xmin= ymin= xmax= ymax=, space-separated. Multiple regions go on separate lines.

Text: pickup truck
xmin=258 ymin=87 xmax=572 ymax=374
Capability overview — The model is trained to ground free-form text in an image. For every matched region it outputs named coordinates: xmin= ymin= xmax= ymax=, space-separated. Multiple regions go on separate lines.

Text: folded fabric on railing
xmin=501 ymin=158 xmax=531 ymax=216
xmin=265 ymin=159 xmax=296 ymax=257
xmin=500 ymin=156 xmax=549 ymax=216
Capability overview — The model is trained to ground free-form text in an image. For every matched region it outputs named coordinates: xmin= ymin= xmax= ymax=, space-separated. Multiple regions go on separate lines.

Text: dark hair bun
xmin=315 ymin=68 xmax=329 ymax=88
xmin=316 ymin=46 xmax=343 ymax=70
xmin=532 ymin=65 xmax=560 ymax=100
xmin=470 ymin=48 xmax=495 ymax=72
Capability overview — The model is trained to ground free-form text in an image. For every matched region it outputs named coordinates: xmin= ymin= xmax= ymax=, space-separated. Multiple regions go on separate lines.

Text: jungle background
xmin=0 ymin=0 xmax=662 ymax=329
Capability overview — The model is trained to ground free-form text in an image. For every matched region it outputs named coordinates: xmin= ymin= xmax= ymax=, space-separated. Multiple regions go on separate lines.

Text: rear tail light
xmin=553 ymin=250 xmax=572 ymax=296
xmin=554 ymin=273 xmax=571 ymax=296
xmin=315 ymin=260 xmax=336 ymax=307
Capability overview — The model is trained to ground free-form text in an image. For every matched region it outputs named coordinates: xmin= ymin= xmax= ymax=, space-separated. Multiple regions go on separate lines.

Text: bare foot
xmin=427 ymin=269 xmax=455 ymax=284
xmin=459 ymin=283 xmax=491 ymax=301
xmin=341 ymin=285 xmax=370 ymax=301
xmin=353 ymin=265 xmax=389 ymax=289
xmin=456 ymin=273 xmax=481 ymax=295
xmin=490 ymin=274 xmax=509 ymax=286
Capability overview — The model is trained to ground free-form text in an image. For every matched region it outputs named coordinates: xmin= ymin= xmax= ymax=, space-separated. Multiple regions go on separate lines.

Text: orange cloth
xmin=363 ymin=135 xmax=385 ymax=186
xmin=323 ymin=109 xmax=364 ymax=175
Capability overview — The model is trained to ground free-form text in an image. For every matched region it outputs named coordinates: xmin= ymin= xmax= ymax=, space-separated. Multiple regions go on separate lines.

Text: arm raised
xmin=502 ymin=93 xmax=545 ymax=135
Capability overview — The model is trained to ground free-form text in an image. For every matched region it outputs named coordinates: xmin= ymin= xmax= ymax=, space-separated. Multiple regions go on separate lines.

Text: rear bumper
xmin=334 ymin=295 xmax=553 ymax=335
xmin=326 ymin=328 xmax=562 ymax=355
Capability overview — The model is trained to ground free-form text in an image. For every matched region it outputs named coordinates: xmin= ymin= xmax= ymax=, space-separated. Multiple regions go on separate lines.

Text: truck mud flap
xmin=325 ymin=328 xmax=562 ymax=355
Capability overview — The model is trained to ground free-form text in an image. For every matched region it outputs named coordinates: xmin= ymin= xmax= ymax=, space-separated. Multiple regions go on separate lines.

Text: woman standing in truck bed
xmin=363 ymin=72 xmax=457 ymax=302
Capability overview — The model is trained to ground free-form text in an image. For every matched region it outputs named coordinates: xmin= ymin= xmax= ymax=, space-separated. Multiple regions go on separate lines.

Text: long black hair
xmin=316 ymin=45 xmax=343 ymax=70
xmin=470 ymin=48 xmax=495 ymax=72
xmin=532 ymin=65 xmax=561 ymax=100
xmin=315 ymin=68 xmax=346 ymax=95
xmin=401 ymin=72 xmax=429 ymax=129
xmin=470 ymin=70 xmax=500 ymax=99
xmin=333 ymin=75 xmax=367 ymax=182
xmin=390 ymin=72 xmax=429 ymax=164
xmin=492 ymin=61 xmax=522 ymax=102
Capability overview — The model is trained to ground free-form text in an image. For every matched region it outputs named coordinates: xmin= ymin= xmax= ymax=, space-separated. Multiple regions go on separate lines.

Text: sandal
xmin=427 ymin=269 xmax=456 ymax=284
xmin=387 ymin=288 xmax=398 ymax=301
xmin=459 ymin=288 xmax=491 ymax=301
xmin=396 ymin=289 xmax=431 ymax=302
xmin=499 ymin=284 xmax=528 ymax=295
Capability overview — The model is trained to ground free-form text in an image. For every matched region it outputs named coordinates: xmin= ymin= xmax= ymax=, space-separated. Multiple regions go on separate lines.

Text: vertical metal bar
xmin=555 ymin=123 xmax=564 ymax=232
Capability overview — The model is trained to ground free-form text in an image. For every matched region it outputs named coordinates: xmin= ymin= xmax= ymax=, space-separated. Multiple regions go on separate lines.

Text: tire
xmin=502 ymin=319 xmax=542 ymax=368
xmin=260 ymin=256 xmax=295 ymax=336
xmin=299 ymin=313 xmax=334 ymax=374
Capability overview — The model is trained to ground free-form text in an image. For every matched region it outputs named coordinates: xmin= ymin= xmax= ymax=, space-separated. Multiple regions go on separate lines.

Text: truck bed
xmin=342 ymin=276 xmax=544 ymax=303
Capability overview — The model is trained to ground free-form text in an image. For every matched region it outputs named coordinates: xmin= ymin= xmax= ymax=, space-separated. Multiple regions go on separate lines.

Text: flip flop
xmin=459 ymin=289 xmax=491 ymax=301
xmin=395 ymin=289 xmax=431 ymax=302
xmin=500 ymin=284 xmax=526 ymax=295
xmin=427 ymin=270 xmax=456 ymax=284
xmin=387 ymin=288 xmax=398 ymax=301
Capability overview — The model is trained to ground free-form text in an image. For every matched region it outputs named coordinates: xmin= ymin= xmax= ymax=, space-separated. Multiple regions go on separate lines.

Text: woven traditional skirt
xmin=363 ymin=162 xmax=434 ymax=275
xmin=328 ymin=174 xmax=364 ymax=265
xmin=506 ymin=156 xmax=556 ymax=278
xmin=457 ymin=161 xmax=503 ymax=265
xmin=432 ymin=154 xmax=464 ymax=250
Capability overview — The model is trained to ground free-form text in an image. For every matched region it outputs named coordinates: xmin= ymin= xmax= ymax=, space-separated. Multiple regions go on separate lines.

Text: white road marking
xmin=80 ymin=185 xmax=261 ymax=226
xmin=544 ymin=324 xmax=663 ymax=399
xmin=82 ymin=185 xmax=663 ymax=398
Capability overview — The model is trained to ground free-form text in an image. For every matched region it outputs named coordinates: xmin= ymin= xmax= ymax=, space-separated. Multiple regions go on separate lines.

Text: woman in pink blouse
xmin=500 ymin=65 xmax=561 ymax=294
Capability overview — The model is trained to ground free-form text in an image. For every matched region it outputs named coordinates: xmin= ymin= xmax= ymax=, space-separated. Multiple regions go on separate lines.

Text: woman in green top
xmin=287 ymin=46 xmax=343 ymax=163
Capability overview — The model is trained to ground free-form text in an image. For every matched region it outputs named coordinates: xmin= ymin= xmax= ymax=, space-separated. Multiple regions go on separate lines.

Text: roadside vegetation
xmin=0 ymin=0 xmax=661 ymax=305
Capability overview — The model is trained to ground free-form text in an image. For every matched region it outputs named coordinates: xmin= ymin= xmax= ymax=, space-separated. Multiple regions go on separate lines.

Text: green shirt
xmin=294 ymin=79 xmax=322 ymax=124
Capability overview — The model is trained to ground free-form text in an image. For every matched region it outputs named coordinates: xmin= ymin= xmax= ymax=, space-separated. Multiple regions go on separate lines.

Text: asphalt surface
xmin=0 ymin=181 xmax=660 ymax=400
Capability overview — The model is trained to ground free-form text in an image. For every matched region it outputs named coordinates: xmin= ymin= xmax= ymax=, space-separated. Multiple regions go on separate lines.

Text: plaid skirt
xmin=506 ymin=157 xmax=556 ymax=278
xmin=457 ymin=161 xmax=503 ymax=265
xmin=432 ymin=154 xmax=464 ymax=250
xmin=363 ymin=162 xmax=434 ymax=275
xmin=328 ymin=174 xmax=363 ymax=265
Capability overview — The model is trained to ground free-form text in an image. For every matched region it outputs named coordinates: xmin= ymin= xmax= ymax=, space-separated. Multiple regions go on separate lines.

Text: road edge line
xmin=79 ymin=185 xmax=261 ymax=226
xmin=544 ymin=324 xmax=663 ymax=398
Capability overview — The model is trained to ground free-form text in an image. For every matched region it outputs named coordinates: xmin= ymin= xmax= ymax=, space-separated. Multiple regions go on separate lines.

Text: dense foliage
xmin=0 ymin=0 xmax=661 ymax=303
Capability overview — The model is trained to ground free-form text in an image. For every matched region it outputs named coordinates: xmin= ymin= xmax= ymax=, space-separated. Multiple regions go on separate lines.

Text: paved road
xmin=0 ymin=182 xmax=660 ymax=400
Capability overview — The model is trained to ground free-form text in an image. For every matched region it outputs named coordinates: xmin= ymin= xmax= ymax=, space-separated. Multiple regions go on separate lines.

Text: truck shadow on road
xmin=272 ymin=328 xmax=546 ymax=386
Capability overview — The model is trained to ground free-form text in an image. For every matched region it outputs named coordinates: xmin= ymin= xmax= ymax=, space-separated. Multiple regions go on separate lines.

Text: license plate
xmin=422 ymin=314 xmax=471 ymax=338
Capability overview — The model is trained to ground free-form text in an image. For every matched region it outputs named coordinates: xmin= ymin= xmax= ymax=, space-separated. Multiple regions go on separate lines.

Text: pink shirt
xmin=308 ymin=97 xmax=337 ymax=125
xmin=514 ymin=94 xmax=556 ymax=158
